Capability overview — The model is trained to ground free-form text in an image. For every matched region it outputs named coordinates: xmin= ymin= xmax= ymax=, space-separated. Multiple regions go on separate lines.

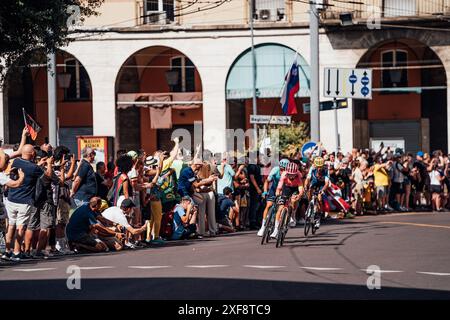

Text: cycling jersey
xmin=267 ymin=166 xmax=281 ymax=198
xmin=307 ymin=167 xmax=330 ymax=190
xmin=277 ymin=171 xmax=303 ymax=190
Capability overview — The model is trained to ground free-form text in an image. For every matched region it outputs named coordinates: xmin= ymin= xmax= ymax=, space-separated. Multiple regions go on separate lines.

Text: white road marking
xmin=300 ymin=267 xmax=343 ymax=271
xmin=360 ymin=269 xmax=403 ymax=273
xmin=185 ymin=265 xmax=229 ymax=268
xmin=78 ymin=266 xmax=115 ymax=270
xmin=243 ymin=265 xmax=286 ymax=269
xmin=417 ymin=272 xmax=450 ymax=276
xmin=12 ymin=268 xmax=56 ymax=272
xmin=128 ymin=266 xmax=171 ymax=269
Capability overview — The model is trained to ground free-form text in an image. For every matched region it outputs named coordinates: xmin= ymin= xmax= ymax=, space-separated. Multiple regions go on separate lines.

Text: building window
xmin=144 ymin=0 xmax=174 ymax=24
xmin=170 ymin=56 xmax=195 ymax=92
xmin=64 ymin=59 xmax=90 ymax=100
xmin=254 ymin=0 xmax=285 ymax=21
xmin=381 ymin=50 xmax=408 ymax=88
xmin=383 ymin=0 xmax=416 ymax=17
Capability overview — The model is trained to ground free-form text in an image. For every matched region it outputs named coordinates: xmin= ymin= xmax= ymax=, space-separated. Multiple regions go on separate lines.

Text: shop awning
xmin=116 ymin=92 xmax=202 ymax=109
xmin=226 ymin=44 xmax=311 ymax=100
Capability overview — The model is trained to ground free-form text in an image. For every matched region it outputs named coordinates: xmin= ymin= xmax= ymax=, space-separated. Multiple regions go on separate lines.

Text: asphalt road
xmin=1 ymin=211 xmax=450 ymax=300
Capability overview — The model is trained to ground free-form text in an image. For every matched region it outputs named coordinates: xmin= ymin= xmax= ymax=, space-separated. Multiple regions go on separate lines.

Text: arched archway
xmin=353 ymin=38 xmax=447 ymax=153
xmin=225 ymin=43 xmax=310 ymax=131
xmin=115 ymin=46 xmax=203 ymax=153
xmin=2 ymin=50 xmax=93 ymax=153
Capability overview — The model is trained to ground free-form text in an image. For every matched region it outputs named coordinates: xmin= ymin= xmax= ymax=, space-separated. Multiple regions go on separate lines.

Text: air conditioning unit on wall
xmin=256 ymin=8 xmax=285 ymax=21
xmin=258 ymin=9 xmax=271 ymax=21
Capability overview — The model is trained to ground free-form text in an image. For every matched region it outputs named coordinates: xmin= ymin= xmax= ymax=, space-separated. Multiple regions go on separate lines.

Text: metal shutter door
xmin=369 ymin=121 xmax=420 ymax=153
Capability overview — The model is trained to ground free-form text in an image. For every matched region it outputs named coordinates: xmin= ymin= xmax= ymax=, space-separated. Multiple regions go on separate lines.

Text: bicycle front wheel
xmin=276 ymin=207 xmax=289 ymax=248
xmin=304 ymin=203 xmax=313 ymax=237
xmin=280 ymin=208 xmax=290 ymax=246
xmin=261 ymin=206 xmax=274 ymax=245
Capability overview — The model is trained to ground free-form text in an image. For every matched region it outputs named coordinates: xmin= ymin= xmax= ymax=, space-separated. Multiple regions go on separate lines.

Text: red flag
xmin=22 ymin=109 xmax=41 ymax=141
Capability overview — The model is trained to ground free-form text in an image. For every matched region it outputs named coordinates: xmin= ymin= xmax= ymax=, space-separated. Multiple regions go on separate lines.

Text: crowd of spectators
xmin=0 ymin=129 xmax=448 ymax=262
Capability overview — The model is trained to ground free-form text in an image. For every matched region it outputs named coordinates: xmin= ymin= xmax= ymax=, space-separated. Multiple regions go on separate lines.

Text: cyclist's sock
xmin=261 ymin=218 xmax=266 ymax=226
xmin=274 ymin=220 xmax=280 ymax=229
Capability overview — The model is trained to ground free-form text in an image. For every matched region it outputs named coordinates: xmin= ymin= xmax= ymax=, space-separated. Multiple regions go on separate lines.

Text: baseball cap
xmin=127 ymin=150 xmax=138 ymax=160
xmin=417 ymin=151 xmax=424 ymax=157
xmin=120 ymin=198 xmax=135 ymax=209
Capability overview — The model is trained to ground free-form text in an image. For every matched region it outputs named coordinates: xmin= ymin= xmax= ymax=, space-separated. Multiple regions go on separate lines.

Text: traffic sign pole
xmin=333 ymin=98 xmax=339 ymax=153
xmin=310 ymin=2 xmax=320 ymax=142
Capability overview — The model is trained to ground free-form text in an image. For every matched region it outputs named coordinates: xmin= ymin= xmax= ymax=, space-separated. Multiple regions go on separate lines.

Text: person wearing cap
xmin=66 ymin=197 xmax=124 ymax=252
xmin=101 ymin=199 xmax=148 ymax=242
xmin=70 ymin=147 xmax=98 ymax=207
xmin=172 ymin=196 xmax=198 ymax=240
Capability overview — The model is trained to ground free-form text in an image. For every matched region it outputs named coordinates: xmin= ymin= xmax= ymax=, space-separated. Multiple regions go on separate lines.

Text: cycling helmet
xmin=286 ymin=162 xmax=299 ymax=175
xmin=279 ymin=158 xmax=290 ymax=170
xmin=313 ymin=156 xmax=325 ymax=168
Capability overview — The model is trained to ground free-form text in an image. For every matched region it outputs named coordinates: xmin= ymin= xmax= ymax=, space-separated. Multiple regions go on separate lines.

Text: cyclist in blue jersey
xmin=257 ymin=159 xmax=290 ymax=237
xmin=304 ymin=157 xmax=330 ymax=229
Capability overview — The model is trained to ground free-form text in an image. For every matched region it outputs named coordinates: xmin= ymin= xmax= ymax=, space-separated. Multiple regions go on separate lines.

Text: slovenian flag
xmin=280 ymin=62 xmax=300 ymax=115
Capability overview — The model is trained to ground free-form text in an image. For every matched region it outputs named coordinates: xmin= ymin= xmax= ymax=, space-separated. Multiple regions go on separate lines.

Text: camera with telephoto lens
xmin=9 ymin=167 xmax=19 ymax=181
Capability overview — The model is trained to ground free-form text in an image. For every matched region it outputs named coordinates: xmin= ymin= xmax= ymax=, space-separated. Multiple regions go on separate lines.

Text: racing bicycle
xmin=304 ymin=190 xmax=321 ymax=237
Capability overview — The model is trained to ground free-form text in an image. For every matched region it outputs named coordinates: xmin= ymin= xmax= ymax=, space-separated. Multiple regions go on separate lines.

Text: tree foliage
xmin=0 ymin=0 xmax=104 ymax=80
xmin=276 ymin=121 xmax=310 ymax=157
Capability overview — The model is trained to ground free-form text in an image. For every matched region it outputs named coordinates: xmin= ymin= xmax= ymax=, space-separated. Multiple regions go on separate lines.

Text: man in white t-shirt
xmin=101 ymin=199 xmax=148 ymax=237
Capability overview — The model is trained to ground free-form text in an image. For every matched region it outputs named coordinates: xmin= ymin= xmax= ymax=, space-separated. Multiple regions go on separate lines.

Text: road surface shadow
xmin=1 ymin=277 xmax=449 ymax=300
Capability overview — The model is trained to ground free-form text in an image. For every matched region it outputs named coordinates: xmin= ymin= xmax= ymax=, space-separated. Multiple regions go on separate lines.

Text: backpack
xmin=34 ymin=174 xmax=49 ymax=207
xmin=159 ymin=169 xmax=181 ymax=204
xmin=107 ymin=173 xmax=127 ymax=206
xmin=159 ymin=210 xmax=175 ymax=240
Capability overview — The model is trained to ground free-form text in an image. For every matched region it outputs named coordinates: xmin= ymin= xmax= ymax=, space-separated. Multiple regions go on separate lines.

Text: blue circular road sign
xmin=361 ymin=76 xmax=370 ymax=86
xmin=361 ymin=86 xmax=370 ymax=96
xmin=301 ymin=141 xmax=318 ymax=158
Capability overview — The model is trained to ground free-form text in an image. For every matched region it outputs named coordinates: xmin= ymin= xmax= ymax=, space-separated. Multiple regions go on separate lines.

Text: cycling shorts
xmin=282 ymin=185 xmax=299 ymax=198
xmin=310 ymin=180 xmax=325 ymax=192
xmin=266 ymin=192 xmax=277 ymax=203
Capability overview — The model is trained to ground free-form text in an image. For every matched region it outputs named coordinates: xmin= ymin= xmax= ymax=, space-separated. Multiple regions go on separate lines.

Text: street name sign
xmin=249 ymin=115 xmax=292 ymax=125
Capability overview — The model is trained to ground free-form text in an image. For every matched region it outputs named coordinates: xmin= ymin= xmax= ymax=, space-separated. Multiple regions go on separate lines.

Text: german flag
xmin=22 ymin=108 xmax=41 ymax=141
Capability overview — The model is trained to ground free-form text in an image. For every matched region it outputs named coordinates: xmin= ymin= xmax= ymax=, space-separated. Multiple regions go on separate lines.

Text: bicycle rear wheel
xmin=276 ymin=207 xmax=288 ymax=248
xmin=304 ymin=203 xmax=313 ymax=237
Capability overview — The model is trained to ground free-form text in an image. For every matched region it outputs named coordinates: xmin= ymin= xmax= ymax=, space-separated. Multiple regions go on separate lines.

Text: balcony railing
xmin=321 ymin=0 xmax=450 ymax=20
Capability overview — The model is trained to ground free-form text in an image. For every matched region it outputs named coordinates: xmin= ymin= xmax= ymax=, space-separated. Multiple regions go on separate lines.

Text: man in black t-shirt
xmin=247 ymin=154 xmax=263 ymax=229
xmin=71 ymin=147 xmax=98 ymax=207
